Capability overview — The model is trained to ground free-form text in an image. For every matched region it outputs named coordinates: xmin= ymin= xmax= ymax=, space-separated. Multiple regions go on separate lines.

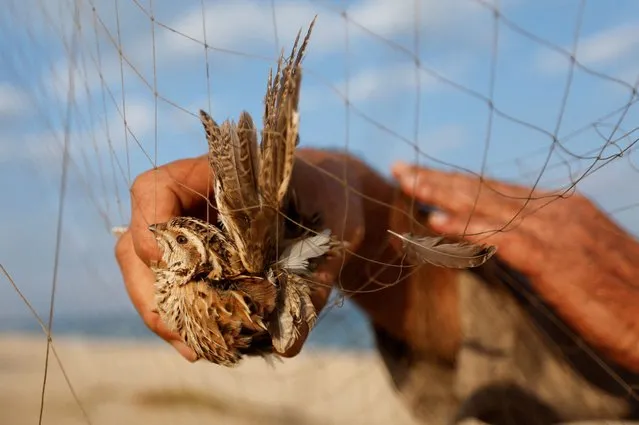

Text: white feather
xmin=278 ymin=229 xmax=332 ymax=273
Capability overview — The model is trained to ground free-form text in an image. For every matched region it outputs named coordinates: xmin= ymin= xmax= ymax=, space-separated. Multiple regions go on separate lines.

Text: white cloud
xmin=35 ymin=0 xmax=157 ymax=106
xmin=44 ymin=54 xmax=120 ymax=106
xmin=0 ymin=97 xmax=155 ymax=170
xmin=117 ymin=100 xmax=155 ymax=143
xmin=0 ymin=83 xmax=30 ymax=117
xmin=162 ymin=0 xmax=494 ymax=60
xmin=349 ymin=57 xmax=469 ymax=102
xmin=343 ymin=64 xmax=427 ymax=102
xmin=301 ymin=53 xmax=468 ymax=110
xmin=347 ymin=0 xmax=480 ymax=36
xmin=577 ymin=23 xmax=639 ymax=67
xmin=34 ymin=0 xmax=504 ymax=115
xmin=537 ymin=22 xmax=639 ymax=74
xmin=165 ymin=1 xmax=320 ymax=55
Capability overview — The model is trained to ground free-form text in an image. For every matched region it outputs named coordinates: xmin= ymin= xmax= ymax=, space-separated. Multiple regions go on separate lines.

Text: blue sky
xmin=0 ymin=0 xmax=638 ymax=323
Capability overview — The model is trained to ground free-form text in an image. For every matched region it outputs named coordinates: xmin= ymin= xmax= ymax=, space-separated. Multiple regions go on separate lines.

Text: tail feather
xmin=260 ymin=19 xmax=314 ymax=208
xmin=200 ymin=110 xmax=260 ymax=267
xmin=200 ymin=18 xmax=315 ymax=275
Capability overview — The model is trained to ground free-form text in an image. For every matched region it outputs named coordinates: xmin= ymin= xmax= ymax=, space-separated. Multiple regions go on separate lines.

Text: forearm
xmin=290 ymin=148 xmax=461 ymax=361
xmin=340 ymin=170 xmax=462 ymax=363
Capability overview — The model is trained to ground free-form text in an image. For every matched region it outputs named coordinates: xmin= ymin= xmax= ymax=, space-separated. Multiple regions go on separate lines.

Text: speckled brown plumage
xmin=149 ymin=18 xmax=334 ymax=367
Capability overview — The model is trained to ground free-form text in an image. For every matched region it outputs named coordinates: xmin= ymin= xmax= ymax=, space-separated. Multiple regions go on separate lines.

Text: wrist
xmin=343 ymin=179 xmax=461 ymax=363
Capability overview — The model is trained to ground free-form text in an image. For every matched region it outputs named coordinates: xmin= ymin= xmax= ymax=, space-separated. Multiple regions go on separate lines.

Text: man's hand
xmin=115 ymin=155 xmax=213 ymax=361
xmin=392 ymin=161 xmax=639 ymax=373
xmin=114 ymin=149 xmax=366 ymax=361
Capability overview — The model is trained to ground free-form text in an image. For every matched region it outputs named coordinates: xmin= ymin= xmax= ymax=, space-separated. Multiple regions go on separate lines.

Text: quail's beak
xmin=148 ymin=223 xmax=169 ymax=260
xmin=148 ymin=223 xmax=168 ymax=243
xmin=148 ymin=223 xmax=167 ymax=234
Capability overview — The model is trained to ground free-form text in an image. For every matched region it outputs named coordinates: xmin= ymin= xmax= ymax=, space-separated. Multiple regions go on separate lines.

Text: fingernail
xmin=429 ymin=211 xmax=450 ymax=227
xmin=170 ymin=340 xmax=198 ymax=362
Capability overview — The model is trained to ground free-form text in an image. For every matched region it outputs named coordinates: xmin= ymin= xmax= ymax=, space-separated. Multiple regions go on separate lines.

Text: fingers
xmin=129 ymin=155 xmax=212 ymax=265
xmin=115 ymin=231 xmax=198 ymax=361
xmin=122 ymin=155 xmax=211 ymax=362
xmin=391 ymin=161 xmax=539 ymax=221
xmin=129 ymin=172 xmax=182 ymax=265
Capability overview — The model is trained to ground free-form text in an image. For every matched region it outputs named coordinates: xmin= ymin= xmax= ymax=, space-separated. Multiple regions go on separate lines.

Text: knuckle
xmin=131 ymin=168 xmax=161 ymax=197
xmin=131 ymin=171 xmax=149 ymax=193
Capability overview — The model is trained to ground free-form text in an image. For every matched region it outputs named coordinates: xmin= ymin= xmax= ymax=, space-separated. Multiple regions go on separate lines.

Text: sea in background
xmin=0 ymin=297 xmax=376 ymax=351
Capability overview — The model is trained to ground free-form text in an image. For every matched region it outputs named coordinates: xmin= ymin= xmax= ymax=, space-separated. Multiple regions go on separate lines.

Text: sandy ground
xmin=0 ymin=333 xmax=420 ymax=425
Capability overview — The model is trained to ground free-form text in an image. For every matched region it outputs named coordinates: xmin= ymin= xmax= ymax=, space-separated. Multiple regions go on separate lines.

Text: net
xmin=1 ymin=1 xmax=638 ymax=424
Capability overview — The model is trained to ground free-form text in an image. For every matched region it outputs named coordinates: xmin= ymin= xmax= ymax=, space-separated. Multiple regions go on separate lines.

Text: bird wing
xmin=268 ymin=272 xmax=316 ymax=353
xmin=200 ymin=18 xmax=315 ymax=276
xmin=200 ymin=110 xmax=260 ymax=270
xmin=247 ymin=19 xmax=315 ymax=274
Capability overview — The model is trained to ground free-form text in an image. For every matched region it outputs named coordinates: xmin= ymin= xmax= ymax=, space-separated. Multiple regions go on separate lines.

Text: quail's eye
xmin=176 ymin=235 xmax=188 ymax=244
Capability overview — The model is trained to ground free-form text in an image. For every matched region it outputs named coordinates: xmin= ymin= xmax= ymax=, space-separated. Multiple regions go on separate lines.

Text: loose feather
xmin=277 ymin=229 xmax=332 ymax=273
xmin=388 ymin=230 xmax=497 ymax=269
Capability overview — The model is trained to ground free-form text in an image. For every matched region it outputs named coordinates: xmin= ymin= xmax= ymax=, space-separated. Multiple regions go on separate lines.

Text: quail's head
xmin=148 ymin=216 xmax=236 ymax=287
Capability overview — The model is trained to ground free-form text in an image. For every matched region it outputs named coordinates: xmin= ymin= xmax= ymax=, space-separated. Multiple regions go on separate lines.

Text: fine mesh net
xmin=1 ymin=1 xmax=638 ymax=424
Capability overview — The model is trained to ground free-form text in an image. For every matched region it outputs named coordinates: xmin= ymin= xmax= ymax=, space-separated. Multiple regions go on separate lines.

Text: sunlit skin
xmin=116 ymin=149 xmax=639 ymax=375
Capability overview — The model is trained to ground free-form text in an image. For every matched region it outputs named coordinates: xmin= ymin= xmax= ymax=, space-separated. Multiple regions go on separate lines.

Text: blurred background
xmin=0 ymin=1 xmax=638 ymax=424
